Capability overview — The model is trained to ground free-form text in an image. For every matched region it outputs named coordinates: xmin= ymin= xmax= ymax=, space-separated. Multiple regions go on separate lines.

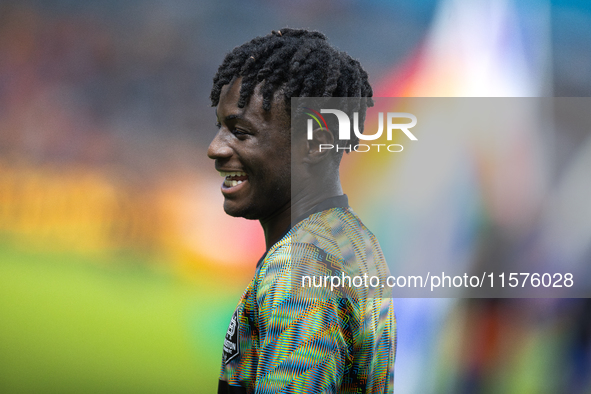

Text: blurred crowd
xmin=0 ymin=0 xmax=590 ymax=393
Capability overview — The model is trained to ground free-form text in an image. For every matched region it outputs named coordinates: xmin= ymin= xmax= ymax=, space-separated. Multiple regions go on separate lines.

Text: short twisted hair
xmin=210 ymin=28 xmax=374 ymax=147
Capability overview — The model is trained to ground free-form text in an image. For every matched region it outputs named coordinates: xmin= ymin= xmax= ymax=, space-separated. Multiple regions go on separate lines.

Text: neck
xmin=260 ymin=177 xmax=343 ymax=250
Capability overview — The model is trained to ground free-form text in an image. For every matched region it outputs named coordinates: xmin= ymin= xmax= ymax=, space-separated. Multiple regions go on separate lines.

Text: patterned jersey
xmin=218 ymin=195 xmax=396 ymax=394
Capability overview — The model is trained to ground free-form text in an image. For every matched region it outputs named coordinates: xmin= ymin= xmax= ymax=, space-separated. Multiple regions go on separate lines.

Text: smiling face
xmin=207 ymin=78 xmax=292 ymax=220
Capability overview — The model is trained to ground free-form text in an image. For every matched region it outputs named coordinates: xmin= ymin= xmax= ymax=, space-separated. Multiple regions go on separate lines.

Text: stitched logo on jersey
xmin=223 ymin=308 xmax=240 ymax=365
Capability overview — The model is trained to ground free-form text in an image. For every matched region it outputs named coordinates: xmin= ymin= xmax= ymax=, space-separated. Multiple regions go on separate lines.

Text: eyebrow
xmin=215 ymin=110 xmax=246 ymax=123
xmin=224 ymin=114 xmax=243 ymax=121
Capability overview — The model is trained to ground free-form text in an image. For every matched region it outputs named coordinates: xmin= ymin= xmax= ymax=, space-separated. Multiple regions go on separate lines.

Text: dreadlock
xmin=210 ymin=28 xmax=374 ymax=147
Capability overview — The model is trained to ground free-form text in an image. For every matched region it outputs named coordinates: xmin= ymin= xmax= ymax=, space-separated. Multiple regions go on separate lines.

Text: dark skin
xmin=208 ymin=77 xmax=343 ymax=249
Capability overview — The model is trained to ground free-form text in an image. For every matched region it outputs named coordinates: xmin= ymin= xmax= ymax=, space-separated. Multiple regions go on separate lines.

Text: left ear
xmin=303 ymin=127 xmax=335 ymax=164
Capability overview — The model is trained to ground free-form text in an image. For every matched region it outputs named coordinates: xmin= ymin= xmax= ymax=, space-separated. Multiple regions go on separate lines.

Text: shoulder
xmin=256 ymin=206 xmax=387 ymax=303
xmin=291 ymin=206 xmax=375 ymax=252
xmin=258 ymin=206 xmax=356 ymax=276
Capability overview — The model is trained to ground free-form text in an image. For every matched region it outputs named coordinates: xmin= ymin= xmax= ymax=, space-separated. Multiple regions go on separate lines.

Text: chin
xmin=223 ymin=201 xmax=259 ymax=220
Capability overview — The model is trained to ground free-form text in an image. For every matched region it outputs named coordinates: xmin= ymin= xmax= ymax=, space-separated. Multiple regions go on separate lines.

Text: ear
xmin=303 ymin=127 xmax=335 ymax=164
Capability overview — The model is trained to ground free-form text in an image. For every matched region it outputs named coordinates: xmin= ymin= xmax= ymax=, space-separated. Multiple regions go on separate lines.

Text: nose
xmin=207 ymin=130 xmax=232 ymax=160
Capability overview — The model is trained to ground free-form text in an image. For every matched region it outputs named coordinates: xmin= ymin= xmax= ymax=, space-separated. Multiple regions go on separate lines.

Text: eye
xmin=231 ymin=128 xmax=249 ymax=138
xmin=215 ymin=121 xmax=249 ymax=138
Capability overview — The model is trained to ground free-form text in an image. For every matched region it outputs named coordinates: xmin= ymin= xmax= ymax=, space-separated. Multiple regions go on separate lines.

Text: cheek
xmin=261 ymin=161 xmax=290 ymax=185
xmin=256 ymin=160 xmax=291 ymax=195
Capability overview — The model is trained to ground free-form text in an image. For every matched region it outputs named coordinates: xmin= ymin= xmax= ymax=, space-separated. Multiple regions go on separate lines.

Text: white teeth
xmin=219 ymin=170 xmax=248 ymax=189
xmin=218 ymin=171 xmax=247 ymax=178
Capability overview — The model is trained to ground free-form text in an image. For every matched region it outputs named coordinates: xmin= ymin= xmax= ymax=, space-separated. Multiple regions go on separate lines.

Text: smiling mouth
xmin=219 ymin=171 xmax=249 ymax=187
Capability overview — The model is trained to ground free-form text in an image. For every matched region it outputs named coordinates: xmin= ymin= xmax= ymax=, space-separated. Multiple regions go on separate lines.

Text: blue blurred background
xmin=0 ymin=0 xmax=590 ymax=392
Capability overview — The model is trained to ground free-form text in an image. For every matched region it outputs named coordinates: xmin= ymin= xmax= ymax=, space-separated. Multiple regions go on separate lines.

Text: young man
xmin=208 ymin=28 xmax=396 ymax=394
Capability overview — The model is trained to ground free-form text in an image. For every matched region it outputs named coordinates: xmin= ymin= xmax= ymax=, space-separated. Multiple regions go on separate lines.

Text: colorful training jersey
xmin=218 ymin=195 xmax=396 ymax=394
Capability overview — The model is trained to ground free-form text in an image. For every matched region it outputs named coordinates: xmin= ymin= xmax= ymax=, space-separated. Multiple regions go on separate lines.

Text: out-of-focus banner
xmin=292 ymin=97 xmax=591 ymax=297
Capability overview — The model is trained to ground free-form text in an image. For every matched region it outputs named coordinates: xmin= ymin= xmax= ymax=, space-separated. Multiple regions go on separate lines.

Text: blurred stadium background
xmin=0 ymin=0 xmax=590 ymax=392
